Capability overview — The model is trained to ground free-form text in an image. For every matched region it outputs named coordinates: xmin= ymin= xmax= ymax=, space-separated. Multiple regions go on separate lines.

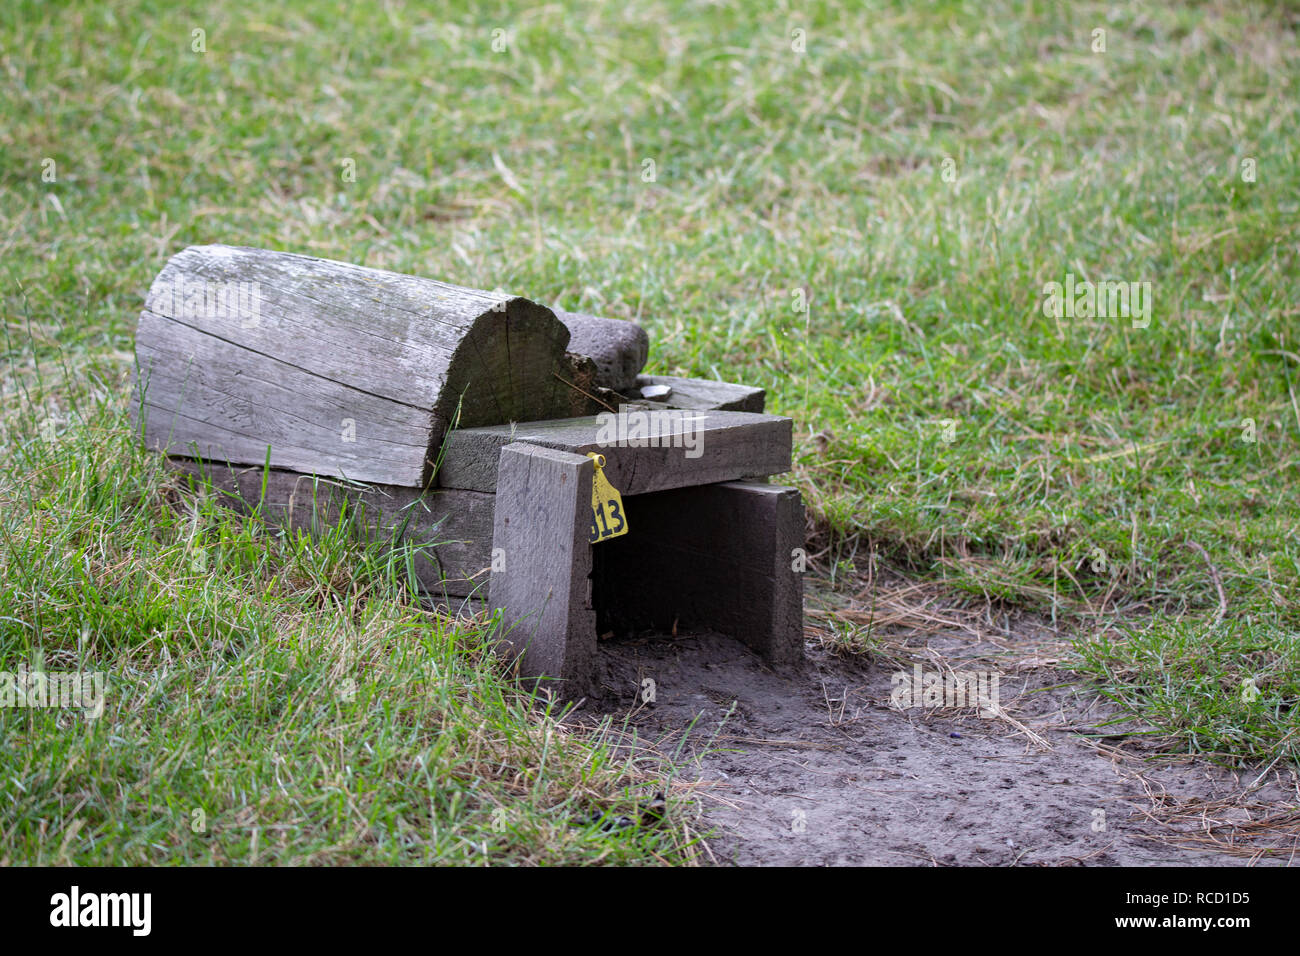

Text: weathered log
xmin=553 ymin=309 xmax=649 ymax=394
xmin=133 ymin=244 xmax=576 ymax=486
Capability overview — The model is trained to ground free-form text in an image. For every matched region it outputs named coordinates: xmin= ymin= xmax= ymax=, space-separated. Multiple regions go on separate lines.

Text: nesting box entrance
xmin=591 ymin=482 xmax=805 ymax=664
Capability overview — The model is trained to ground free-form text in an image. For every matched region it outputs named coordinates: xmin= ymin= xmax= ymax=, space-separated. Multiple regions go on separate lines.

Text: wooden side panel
xmin=489 ymin=443 xmax=596 ymax=695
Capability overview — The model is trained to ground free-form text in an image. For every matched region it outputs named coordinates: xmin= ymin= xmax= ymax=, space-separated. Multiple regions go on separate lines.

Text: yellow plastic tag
xmin=586 ymin=453 xmax=629 ymax=543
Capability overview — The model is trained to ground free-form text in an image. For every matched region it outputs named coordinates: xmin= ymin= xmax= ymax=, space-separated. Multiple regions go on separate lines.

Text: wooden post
xmin=489 ymin=443 xmax=597 ymax=695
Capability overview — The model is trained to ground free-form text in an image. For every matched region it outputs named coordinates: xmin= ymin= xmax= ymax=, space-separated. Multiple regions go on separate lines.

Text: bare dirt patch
xmin=577 ymin=587 xmax=1299 ymax=866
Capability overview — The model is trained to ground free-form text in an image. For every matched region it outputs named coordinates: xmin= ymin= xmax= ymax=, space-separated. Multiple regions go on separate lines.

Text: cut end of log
xmin=443 ymin=296 xmax=573 ymax=430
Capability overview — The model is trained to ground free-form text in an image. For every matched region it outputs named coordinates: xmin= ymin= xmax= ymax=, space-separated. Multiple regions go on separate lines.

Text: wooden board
xmin=435 ymin=409 xmax=792 ymax=495
xmin=489 ymin=443 xmax=596 ymax=695
xmin=635 ymin=374 xmax=766 ymax=412
xmin=169 ymin=458 xmax=496 ymax=598
xmin=134 ymin=244 xmax=574 ymax=486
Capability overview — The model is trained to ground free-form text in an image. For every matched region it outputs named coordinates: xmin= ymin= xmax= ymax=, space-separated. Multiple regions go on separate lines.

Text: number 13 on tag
xmin=586 ymin=453 xmax=629 ymax=543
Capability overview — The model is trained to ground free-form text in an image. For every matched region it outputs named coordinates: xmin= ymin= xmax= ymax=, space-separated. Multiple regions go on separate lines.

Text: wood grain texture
xmin=594 ymin=480 xmax=804 ymax=662
xmin=436 ymin=409 xmax=792 ymax=495
xmin=552 ymin=309 xmax=649 ymax=394
xmin=169 ymin=458 xmax=496 ymax=598
xmin=635 ymin=374 xmax=766 ymax=412
xmin=133 ymin=244 xmax=573 ymax=486
xmin=489 ymin=443 xmax=596 ymax=696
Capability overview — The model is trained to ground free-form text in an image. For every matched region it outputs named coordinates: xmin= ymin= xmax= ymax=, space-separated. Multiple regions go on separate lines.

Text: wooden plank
xmin=593 ymin=481 xmax=804 ymax=662
xmin=436 ymin=408 xmax=792 ymax=494
xmin=169 ymin=459 xmax=496 ymax=598
xmin=133 ymin=244 xmax=574 ymax=486
xmin=489 ymin=443 xmax=596 ymax=695
xmin=635 ymin=374 xmax=765 ymax=413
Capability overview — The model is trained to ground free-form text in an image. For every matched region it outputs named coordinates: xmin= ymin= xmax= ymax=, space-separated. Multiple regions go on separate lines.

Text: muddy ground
xmin=576 ymin=599 xmax=1298 ymax=866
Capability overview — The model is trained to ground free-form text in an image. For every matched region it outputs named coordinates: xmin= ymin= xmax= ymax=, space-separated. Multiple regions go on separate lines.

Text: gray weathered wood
xmin=169 ymin=458 xmax=496 ymax=598
xmin=134 ymin=244 xmax=575 ymax=486
xmin=635 ymin=374 xmax=766 ymax=412
xmin=430 ymin=594 xmax=490 ymax=620
xmin=593 ymin=480 xmax=804 ymax=662
xmin=489 ymin=443 xmax=596 ymax=695
xmin=553 ymin=309 xmax=649 ymax=394
xmin=436 ymin=409 xmax=792 ymax=494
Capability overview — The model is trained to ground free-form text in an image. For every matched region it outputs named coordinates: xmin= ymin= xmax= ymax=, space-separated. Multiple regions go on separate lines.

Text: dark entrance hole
xmin=591 ymin=485 xmax=725 ymax=639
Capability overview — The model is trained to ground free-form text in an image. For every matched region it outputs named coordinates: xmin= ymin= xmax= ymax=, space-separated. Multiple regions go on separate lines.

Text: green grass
xmin=1075 ymin=617 xmax=1300 ymax=765
xmin=0 ymin=392 xmax=696 ymax=864
xmin=3 ymin=0 xmax=1299 ymax=862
